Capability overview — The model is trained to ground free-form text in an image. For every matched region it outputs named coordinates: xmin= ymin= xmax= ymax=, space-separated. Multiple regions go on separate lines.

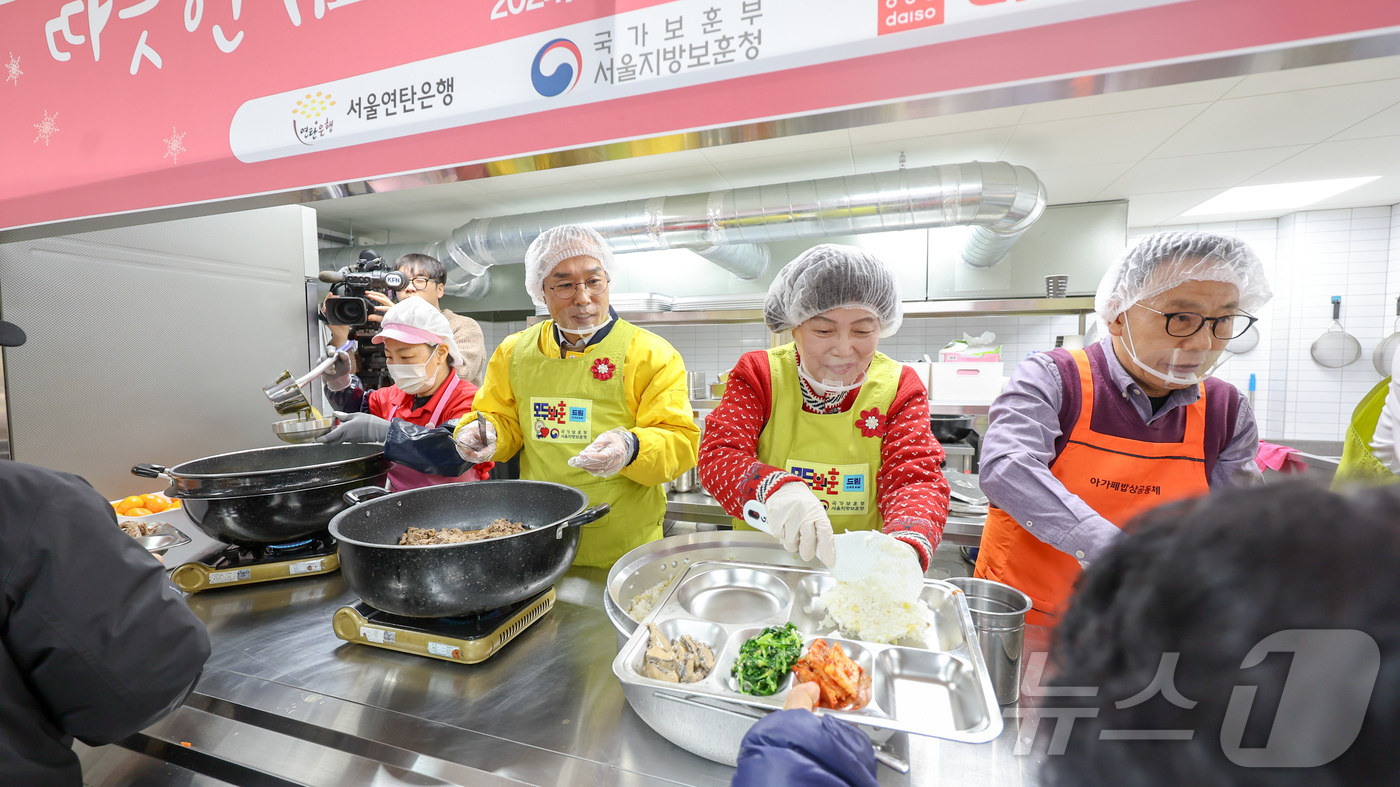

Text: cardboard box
xmin=938 ymin=350 xmax=1002 ymax=363
xmin=929 ymin=362 xmax=1007 ymax=403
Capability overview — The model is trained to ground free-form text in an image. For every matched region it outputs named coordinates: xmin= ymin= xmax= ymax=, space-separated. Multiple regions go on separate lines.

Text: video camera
xmin=319 ymin=250 xmax=408 ymax=327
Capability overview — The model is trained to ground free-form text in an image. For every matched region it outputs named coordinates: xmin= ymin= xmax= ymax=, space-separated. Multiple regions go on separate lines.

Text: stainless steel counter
xmin=666 ymin=491 xmax=987 ymax=548
xmin=79 ymin=532 xmax=1040 ymax=787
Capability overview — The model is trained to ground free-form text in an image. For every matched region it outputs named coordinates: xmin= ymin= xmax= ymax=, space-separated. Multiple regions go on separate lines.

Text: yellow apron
xmin=735 ymin=343 xmax=899 ymax=532
xmin=509 ymin=319 xmax=665 ymax=567
xmin=1333 ymin=377 xmax=1399 ymax=489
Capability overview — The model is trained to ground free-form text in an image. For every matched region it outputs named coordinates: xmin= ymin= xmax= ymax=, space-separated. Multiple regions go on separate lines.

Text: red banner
xmin=2 ymin=0 xmax=1397 ymax=232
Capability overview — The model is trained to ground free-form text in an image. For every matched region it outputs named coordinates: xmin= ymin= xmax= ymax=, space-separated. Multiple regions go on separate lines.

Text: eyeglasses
xmin=547 ymin=275 xmax=609 ymax=301
xmin=403 ymin=276 xmax=442 ymax=291
xmin=1133 ymin=303 xmax=1258 ymax=340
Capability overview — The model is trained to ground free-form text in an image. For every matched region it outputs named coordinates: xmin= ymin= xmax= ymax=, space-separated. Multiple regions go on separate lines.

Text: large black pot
xmin=930 ymin=414 xmax=976 ymax=442
xmin=330 ymin=480 xmax=609 ymax=618
xmin=134 ymin=444 xmax=389 ymax=544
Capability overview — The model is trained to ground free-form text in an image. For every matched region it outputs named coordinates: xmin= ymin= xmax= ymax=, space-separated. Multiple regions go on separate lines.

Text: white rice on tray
xmin=815 ymin=532 xmax=934 ymax=645
xmin=626 ymin=573 xmax=678 ymax=622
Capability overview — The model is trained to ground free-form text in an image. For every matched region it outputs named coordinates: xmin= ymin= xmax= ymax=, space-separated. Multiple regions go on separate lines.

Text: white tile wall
xmin=476 ymin=203 xmax=1400 ymax=442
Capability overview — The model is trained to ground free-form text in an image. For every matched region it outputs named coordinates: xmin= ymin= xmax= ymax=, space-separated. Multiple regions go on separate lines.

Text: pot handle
xmin=131 ymin=463 xmax=170 ymax=480
xmin=343 ymin=486 xmax=391 ymax=506
xmin=554 ymin=503 xmax=610 ymax=539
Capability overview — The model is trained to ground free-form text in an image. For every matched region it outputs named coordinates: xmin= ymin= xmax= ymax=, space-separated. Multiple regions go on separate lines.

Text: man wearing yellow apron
xmin=454 ymin=226 xmax=699 ymax=568
xmin=698 ymin=245 xmax=949 ymax=570
xmin=975 ymin=232 xmax=1273 ymax=626
xmin=1333 ymin=344 xmax=1400 ymax=488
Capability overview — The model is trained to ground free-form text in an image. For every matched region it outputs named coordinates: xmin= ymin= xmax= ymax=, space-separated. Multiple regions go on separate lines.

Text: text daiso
xmin=888 ymin=8 xmax=937 ymax=25
xmin=879 ymin=0 xmax=943 ymax=35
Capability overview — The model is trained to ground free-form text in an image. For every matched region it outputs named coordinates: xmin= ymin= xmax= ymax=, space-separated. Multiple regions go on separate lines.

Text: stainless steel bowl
xmin=272 ymin=416 xmax=336 ymax=444
xmin=605 ymin=531 xmax=814 ymax=642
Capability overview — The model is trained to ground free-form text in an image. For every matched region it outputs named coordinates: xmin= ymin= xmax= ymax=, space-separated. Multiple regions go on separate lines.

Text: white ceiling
xmin=313 ymin=54 xmax=1400 ymax=242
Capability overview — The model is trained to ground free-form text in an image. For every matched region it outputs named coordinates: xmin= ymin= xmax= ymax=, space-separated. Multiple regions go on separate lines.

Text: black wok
xmin=930 ymin=414 xmax=975 ymax=443
xmin=330 ymin=480 xmax=609 ymax=618
xmin=134 ymin=444 xmax=389 ymax=544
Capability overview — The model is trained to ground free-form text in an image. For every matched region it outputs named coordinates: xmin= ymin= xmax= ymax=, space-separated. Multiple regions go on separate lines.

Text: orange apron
xmin=974 ymin=349 xmax=1210 ymax=626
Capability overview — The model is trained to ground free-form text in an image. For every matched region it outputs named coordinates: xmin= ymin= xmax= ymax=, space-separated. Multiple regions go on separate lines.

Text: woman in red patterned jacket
xmin=697 ymin=244 xmax=950 ymax=570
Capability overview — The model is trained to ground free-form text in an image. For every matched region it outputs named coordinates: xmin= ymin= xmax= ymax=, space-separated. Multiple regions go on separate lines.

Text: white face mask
xmin=387 ymin=346 xmax=443 ymax=394
xmin=796 ymin=355 xmax=867 ymax=395
xmin=1121 ymin=319 xmax=1231 ymax=388
xmin=559 ymin=313 xmax=613 ymax=345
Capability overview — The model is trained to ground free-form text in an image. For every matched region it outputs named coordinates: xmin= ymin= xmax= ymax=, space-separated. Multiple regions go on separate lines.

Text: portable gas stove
xmin=170 ymin=535 xmax=340 ymax=593
xmin=331 ymin=587 xmax=556 ymax=664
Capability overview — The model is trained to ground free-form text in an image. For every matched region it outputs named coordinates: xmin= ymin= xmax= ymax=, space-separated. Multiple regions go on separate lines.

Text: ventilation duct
xmin=443 ymin=161 xmax=1047 ymax=281
xmin=318 ymin=242 xmax=491 ymax=301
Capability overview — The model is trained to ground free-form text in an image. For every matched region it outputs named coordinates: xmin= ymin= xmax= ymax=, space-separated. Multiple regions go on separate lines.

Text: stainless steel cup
xmin=947 ymin=576 xmax=1032 ymax=705
xmin=688 ymin=370 xmax=708 ymax=400
xmin=671 ymin=467 xmax=699 ymax=493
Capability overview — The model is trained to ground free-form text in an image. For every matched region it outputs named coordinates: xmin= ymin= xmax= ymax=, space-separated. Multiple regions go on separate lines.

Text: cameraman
xmin=323 ymin=252 xmax=487 ymax=412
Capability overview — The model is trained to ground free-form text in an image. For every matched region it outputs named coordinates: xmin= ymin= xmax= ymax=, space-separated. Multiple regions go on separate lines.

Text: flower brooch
xmin=858 ymin=407 xmax=886 ymax=438
xmin=591 ymin=357 xmax=616 ymax=381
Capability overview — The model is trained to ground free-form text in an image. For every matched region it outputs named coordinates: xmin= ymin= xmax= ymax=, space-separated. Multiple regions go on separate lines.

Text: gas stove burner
xmin=332 ymin=588 xmax=556 ymax=664
xmin=221 ymin=534 xmax=336 ymax=565
xmin=265 ymin=537 xmax=317 ymax=555
xmin=170 ymin=533 xmax=340 ymax=593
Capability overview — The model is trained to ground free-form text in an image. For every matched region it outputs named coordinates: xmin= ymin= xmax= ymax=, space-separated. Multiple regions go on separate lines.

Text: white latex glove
xmin=567 ymin=427 xmax=634 ymax=478
xmin=455 ymin=417 xmax=497 ymax=463
xmin=765 ymin=483 xmax=834 ymax=564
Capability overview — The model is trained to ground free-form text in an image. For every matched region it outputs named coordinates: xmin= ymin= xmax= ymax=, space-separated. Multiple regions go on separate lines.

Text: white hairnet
xmin=1096 ymin=231 xmax=1272 ymax=322
xmin=523 ymin=225 xmax=616 ymax=310
xmin=763 ymin=244 xmax=903 ymax=337
xmin=375 ymin=297 xmax=464 ymax=369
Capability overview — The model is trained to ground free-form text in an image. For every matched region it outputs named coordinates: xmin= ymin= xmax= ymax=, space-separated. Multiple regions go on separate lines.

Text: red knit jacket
xmin=697 ymin=350 xmax=950 ymax=570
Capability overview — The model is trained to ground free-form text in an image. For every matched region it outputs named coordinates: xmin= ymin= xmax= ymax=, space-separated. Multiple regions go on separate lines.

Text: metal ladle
xmin=1310 ymin=296 xmax=1361 ymax=369
xmin=266 ymin=341 xmax=354 ymax=442
xmin=1374 ymin=296 xmax=1400 ymax=377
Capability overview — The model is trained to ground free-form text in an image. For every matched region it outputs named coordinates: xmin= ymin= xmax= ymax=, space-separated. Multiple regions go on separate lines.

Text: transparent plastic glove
xmin=765 ymin=483 xmax=835 ymax=563
xmin=323 ymin=346 xmax=354 ymax=392
xmin=317 ymin=411 xmax=390 ymax=444
xmin=567 ymin=427 xmax=633 ymax=477
xmin=455 ymin=417 xmax=497 ymax=463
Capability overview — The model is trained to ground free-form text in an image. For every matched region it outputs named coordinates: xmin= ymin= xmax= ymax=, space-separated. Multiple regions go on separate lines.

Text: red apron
xmin=974 ymin=349 xmax=1210 ymax=626
xmin=385 ymin=375 xmax=485 ymax=491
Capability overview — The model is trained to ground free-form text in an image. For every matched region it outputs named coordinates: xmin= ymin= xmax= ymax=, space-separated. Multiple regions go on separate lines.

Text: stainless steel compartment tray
xmin=611 ymin=560 xmax=1003 ymax=744
xmin=125 ymin=521 xmax=193 ymax=555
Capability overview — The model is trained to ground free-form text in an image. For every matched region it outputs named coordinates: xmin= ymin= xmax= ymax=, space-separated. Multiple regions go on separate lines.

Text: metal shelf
xmin=525 ymin=297 xmax=1095 ymax=327
xmin=901 ymin=296 xmax=1095 ymax=318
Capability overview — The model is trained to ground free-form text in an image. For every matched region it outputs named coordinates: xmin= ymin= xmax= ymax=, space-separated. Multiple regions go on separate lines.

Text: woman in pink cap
xmin=319 ymin=298 xmax=492 ymax=490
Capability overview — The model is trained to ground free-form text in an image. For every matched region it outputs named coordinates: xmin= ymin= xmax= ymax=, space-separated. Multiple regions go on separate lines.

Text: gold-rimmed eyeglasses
xmin=547 ymin=275 xmax=609 ymax=301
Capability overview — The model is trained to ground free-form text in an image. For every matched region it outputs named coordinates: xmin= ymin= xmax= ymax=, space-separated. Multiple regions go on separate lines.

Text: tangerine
xmin=117 ymin=495 xmax=146 ymax=514
xmin=143 ymin=494 xmax=170 ymax=513
xmin=126 ymin=507 xmax=153 ymax=517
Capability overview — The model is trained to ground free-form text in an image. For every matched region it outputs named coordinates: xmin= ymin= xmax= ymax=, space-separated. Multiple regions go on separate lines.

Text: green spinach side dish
xmin=731 ymin=623 xmax=803 ymax=696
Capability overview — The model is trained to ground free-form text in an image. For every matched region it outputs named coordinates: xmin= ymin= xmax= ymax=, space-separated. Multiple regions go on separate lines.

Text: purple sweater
xmin=979 ymin=337 xmax=1261 ymax=562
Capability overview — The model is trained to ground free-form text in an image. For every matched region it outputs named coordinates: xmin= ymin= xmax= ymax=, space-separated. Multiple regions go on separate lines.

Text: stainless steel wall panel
xmin=0 ymin=206 xmax=318 ymax=498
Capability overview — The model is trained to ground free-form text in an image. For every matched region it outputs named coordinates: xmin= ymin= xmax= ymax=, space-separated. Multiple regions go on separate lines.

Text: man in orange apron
xmin=975 ymin=232 xmax=1273 ymax=626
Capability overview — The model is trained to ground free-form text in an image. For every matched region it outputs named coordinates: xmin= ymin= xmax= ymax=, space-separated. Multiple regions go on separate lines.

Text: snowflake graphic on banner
xmin=5 ymin=53 xmax=20 ymax=86
xmin=33 ymin=110 xmax=58 ymax=145
xmin=163 ymin=128 xmax=187 ymax=164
